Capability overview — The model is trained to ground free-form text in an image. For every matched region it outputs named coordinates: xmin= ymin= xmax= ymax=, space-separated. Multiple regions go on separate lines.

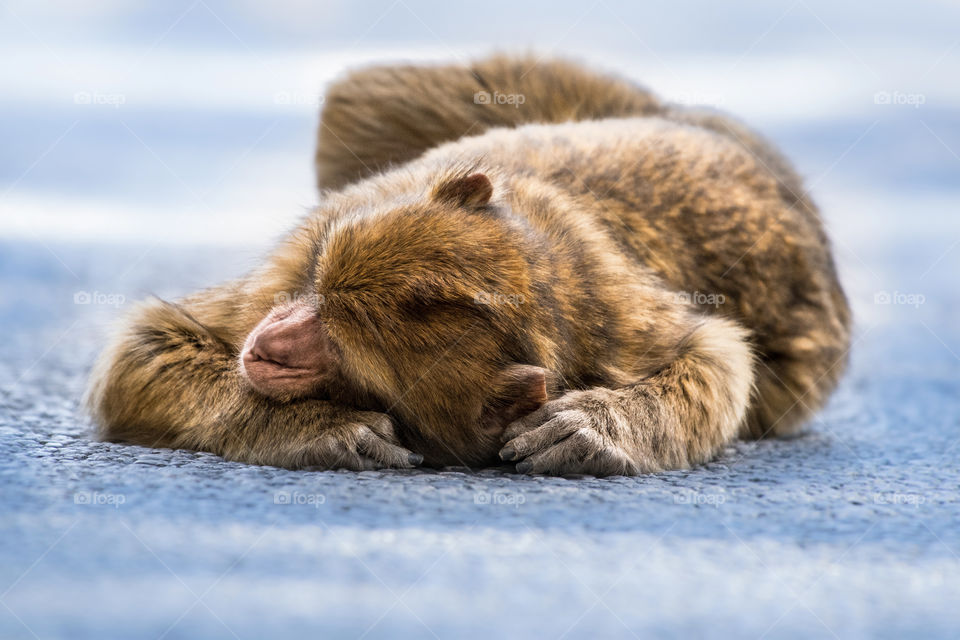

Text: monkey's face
xmin=242 ymin=172 xmax=552 ymax=465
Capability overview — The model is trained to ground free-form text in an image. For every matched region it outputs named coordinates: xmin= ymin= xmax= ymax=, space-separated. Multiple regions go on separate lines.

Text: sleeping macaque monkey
xmin=88 ymin=55 xmax=850 ymax=475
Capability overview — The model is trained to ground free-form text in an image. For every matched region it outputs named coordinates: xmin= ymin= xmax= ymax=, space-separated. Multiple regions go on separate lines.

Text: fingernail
xmin=499 ymin=447 xmax=516 ymax=462
xmin=408 ymin=453 xmax=424 ymax=466
xmin=516 ymin=461 xmax=533 ymax=473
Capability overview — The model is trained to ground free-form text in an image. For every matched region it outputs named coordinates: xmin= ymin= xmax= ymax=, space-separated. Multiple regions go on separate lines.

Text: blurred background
xmin=2 ymin=2 xmax=959 ymax=638
xmin=2 ymin=0 xmax=958 ymax=333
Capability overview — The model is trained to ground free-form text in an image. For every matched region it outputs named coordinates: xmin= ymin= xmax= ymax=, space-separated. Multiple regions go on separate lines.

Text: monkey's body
xmin=88 ymin=56 xmax=850 ymax=475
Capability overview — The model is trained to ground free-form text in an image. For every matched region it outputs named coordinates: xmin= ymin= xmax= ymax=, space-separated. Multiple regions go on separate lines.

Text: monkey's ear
xmin=432 ymin=172 xmax=493 ymax=208
xmin=480 ymin=364 xmax=552 ymax=434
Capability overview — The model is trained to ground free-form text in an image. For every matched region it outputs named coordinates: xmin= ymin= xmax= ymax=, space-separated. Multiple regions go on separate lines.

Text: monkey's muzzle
xmin=240 ymin=300 xmax=337 ymax=400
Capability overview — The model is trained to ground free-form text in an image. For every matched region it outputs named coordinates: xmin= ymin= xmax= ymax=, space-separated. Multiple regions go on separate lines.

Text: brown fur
xmin=88 ymin=55 xmax=851 ymax=475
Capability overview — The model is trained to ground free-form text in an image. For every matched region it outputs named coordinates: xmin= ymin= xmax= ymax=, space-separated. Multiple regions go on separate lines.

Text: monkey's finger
xmin=357 ymin=455 xmax=380 ymax=471
xmin=503 ymin=401 xmax=562 ymax=439
xmin=355 ymin=426 xmax=423 ymax=468
xmin=580 ymin=446 xmax=638 ymax=477
xmin=330 ymin=448 xmax=374 ymax=471
xmin=499 ymin=412 xmax=582 ymax=462
xmin=356 ymin=412 xmax=402 ymax=443
xmin=314 ymin=434 xmax=373 ymax=471
xmin=513 ymin=428 xmax=605 ymax=475
xmin=508 ymin=391 xmax=593 ymax=437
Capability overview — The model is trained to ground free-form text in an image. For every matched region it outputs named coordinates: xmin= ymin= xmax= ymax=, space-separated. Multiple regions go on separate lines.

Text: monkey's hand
xmin=264 ymin=403 xmax=424 ymax=471
xmin=88 ymin=295 xmax=425 ymax=472
xmin=498 ymin=317 xmax=756 ymax=476
xmin=497 ymin=388 xmax=649 ymax=477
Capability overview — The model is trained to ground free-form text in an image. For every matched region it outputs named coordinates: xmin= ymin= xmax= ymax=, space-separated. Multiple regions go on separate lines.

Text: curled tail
xmin=315 ymin=54 xmax=806 ymax=203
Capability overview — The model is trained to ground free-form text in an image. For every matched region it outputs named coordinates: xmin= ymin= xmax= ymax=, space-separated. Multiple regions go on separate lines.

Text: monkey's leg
xmin=499 ymin=315 xmax=755 ymax=476
xmin=741 ymin=298 xmax=852 ymax=439
xmin=88 ymin=298 xmax=422 ymax=470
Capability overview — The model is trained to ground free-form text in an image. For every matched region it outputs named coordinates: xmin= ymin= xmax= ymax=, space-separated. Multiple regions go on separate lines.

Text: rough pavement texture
xmin=1 ymin=236 xmax=958 ymax=640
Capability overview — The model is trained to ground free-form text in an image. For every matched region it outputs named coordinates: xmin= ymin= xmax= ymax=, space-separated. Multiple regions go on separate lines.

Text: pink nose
xmin=240 ymin=301 xmax=337 ymax=399
xmin=245 ymin=337 xmax=279 ymax=365
xmin=244 ymin=311 xmax=313 ymax=368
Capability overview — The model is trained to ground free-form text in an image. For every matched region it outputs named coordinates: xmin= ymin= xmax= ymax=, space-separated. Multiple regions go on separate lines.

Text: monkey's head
xmin=241 ymin=171 xmax=557 ymax=465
